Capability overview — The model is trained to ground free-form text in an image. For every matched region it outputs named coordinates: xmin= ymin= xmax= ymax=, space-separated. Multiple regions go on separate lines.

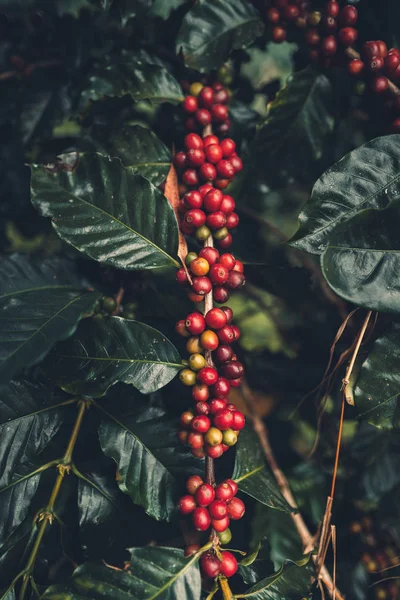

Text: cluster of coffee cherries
xmin=180 ymin=81 xmax=232 ymax=136
xmin=176 ymin=248 xmax=244 ymax=305
xmin=174 ymin=133 xmax=242 ymax=249
xmin=260 ymin=0 xmax=310 ymax=43
xmin=348 ymin=41 xmax=400 ymax=96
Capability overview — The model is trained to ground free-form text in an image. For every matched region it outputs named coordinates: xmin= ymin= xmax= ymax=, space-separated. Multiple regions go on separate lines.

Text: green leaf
xmin=232 ymin=425 xmax=293 ymax=512
xmin=0 ymin=254 xmax=99 ymax=384
xmin=43 ymin=316 xmax=182 ymax=397
xmin=79 ymin=62 xmax=183 ymax=110
xmin=90 ymin=124 xmax=171 ymax=185
xmin=321 ymin=204 xmax=400 ymax=312
xmin=152 ymin=0 xmax=183 ymax=19
xmin=290 ymin=134 xmax=400 ymax=254
xmin=97 ymin=391 xmax=202 ymax=520
xmin=31 ymin=153 xmax=180 ymax=270
xmin=251 ymin=68 xmax=334 ymax=183
xmin=355 ymin=323 xmax=400 ymax=429
xmin=237 ymin=557 xmax=314 ymax=599
xmin=42 ymin=547 xmax=201 ymax=600
xmin=176 ymin=0 xmax=264 ymax=72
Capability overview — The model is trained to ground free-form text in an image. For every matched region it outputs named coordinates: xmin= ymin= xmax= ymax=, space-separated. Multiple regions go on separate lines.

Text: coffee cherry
xmin=188 ymin=291 xmax=204 ymax=303
xmin=218 ymin=527 xmax=232 ymax=545
xmin=211 ymin=377 xmax=230 ymax=398
xmin=195 ymin=109 xmax=212 ymax=126
xmin=196 ymin=225 xmax=212 ymax=241
xmin=187 ymin=148 xmax=205 ymax=167
xmin=101 ymin=296 xmax=117 ymax=314
xmin=226 ymin=270 xmax=245 ymax=289
xmin=182 ymin=169 xmax=199 ymax=187
xmin=190 ymin=257 xmax=210 ymax=276
xmin=305 ymin=29 xmax=320 ymax=47
xmin=217 ymin=159 xmax=235 ymax=179
xmin=209 ymin=263 xmax=229 ymax=285
xmin=185 ymin=209 xmax=206 ymax=228
xmin=197 ymin=367 xmax=219 ymax=386
xmin=198 ymin=249 xmax=218 ymax=268
xmin=182 ymin=96 xmax=198 ymax=113
xmin=184 ymin=117 xmax=197 ymax=131
xmin=207 ymin=211 xmax=227 ymax=230
xmin=179 ymin=369 xmax=197 ymax=386
xmin=204 ymin=189 xmax=223 ymax=211
xmin=211 ymin=515 xmax=230 ymax=532
xmin=378 ymin=41 xmax=388 ymax=58
xmin=192 ymin=383 xmax=210 ymax=402
xmin=325 ymin=1 xmax=339 ymax=17
xmin=338 ymin=27 xmax=358 ymax=47
xmin=189 ymin=82 xmax=203 ymax=96
xmin=189 ymin=353 xmax=207 ymax=371
xmin=203 ymin=135 xmax=219 ymax=147
xmin=186 ymin=336 xmax=202 ymax=354
xmin=195 ymin=401 xmax=209 ymax=415
xmin=217 ymin=233 xmax=233 ymax=249
xmin=200 ymin=329 xmax=219 ymax=350
xmin=363 ymin=41 xmax=380 ymax=60
xmin=230 ymin=155 xmax=243 ymax=173
xmin=215 ymin=482 xmax=234 ymax=502
xmin=214 ymin=88 xmax=229 ymax=104
xmin=221 ymin=306 xmax=233 ymax=323
xmin=176 ymin=268 xmax=189 ymax=286
xmin=220 ymin=551 xmax=238 ymax=577
xmin=192 ymin=415 xmax=211 ymax=433
xmin=225 ymin=479 xmax=238 ymax=495
xmin=188 ymin=432 xmax=204 ymax=449
xmin=193 ymin=507 xmax=211 ymax=531
xmin=180 ymin=410 xmax=194 ymax=427
xmin=232 ymin=411 xmax=246 ymax=430
xmin=272 ymin=26 xmax=286 ymax=43
xmin=217 ymin=325 xmax=235 ymax=344
xmin=348 ymin=59 xmax=364 ymax=76
xmin=209 ymin=398 xmax=227 ymax=414
xmin=227 ymin=496 xmax=245 ymax=520
xmin=230 ymin=377 xmax=243 ymax=388
xmin=211 ymin=104 xmax=229 ymax=122
xmin=195 ymin=483 xmax=215 ymax=506
xmin=185 ymin=544 xmax=200 ymax=557
xmin=213 ymin=286 xmax=229 ymax=303
xmin=192 ymin=276 xmax=212 ymax=296
xmin=222 ymin=361 xmax=244 ymax=379
xmin=178 ymin=430 xmax=188 ymax=444
xmin=204 ymin=427 xmax=223 ymax=446
xmin=220 ymin=195 xmax=235 ymax=213
xmin=179 ymin=495 xmax=197 ymax=515
xmin=385 ymin=52 xmax=400 ymax=73
xmin=321 ymin=35 xmax=337 ymax=56
xmin=209 ymin=500 xmax=228 ymax=520
xmin=174 ymin=151 xmax=187 ymax=169
xmin=198 ymin=183 xmax=214 ymax=197
xmin=233 ymin=260 xmax=244 ymax=272
xmin=213 ymin=408 xmax=234 ymax=430
xmin=223 ymin=429 xmax=238 ymax=446
xmin=371 ymin=76 xmax=389 ymax=93
xmin=214 ymin=345 xmax=233 ymax=364
xmin=231 ymin=324 xmax=241 ymax=340
xmin=184 ymin=133 xmax=203 ymax=150
xmin=339 ymin=5 xmax=357 ymax=27
xmin=186 ymin=312 xmax=205 ymax=335
xmin=205 ymin=308 xmax=228 ymax=329
xmin=186 ymin=474 xmax=204 ymax=494
xmin=220 ymin=138 xmax=236 ymax=157
xmin=199 ymin=162 xmax=217 ymax=182
xmin=206 ymin=443 xmax=224 ymax=458
xmin=368 ymin=56 xmax=384 ymax=72
xmin=215 ymin=178 xmax=230 ymax=190
xmin=267 ymin=7 xmax=280 ymax=23
xmin=205 ymin=144 xmax=223 ymax=164
xmin=198 ymin=86 xmax=214 ymax=108
xmin=200 ymin=551 xmax=220 ymax=577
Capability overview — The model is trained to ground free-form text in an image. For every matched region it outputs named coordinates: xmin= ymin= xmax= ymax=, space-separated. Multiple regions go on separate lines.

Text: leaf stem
xmin=18 ymin=398 xmax=89 ymax=600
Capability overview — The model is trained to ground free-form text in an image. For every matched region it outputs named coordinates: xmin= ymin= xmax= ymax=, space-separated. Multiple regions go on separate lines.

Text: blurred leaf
xmin=79 ymin=62 xmax=183 ymax=110
xmin=290 ymin=135 xmax=400 ymax=254
xmin=176 ymin=0 xmax=264 ymax=72
xmin=31 ymin=153 xmax=180 ymax=270
xmin=321 ymin=204 xmax=400 ymax=313
xmin=232 ymin=425 xmax=293 ymax=512
xmin=238 ymin=556 xmax=314 ymax=599
xmin=42 ymin=547 xmax=201 ymax=599
xmin=44 ymin=316 xmax=182 ymax=397
xmin=152 ymin=0 xmax=183 ymax=19
xmin=0 ymin=254 xmax=99 ymax=384
xmin=251 ymin=68 xmax=334 ymax=183
xmin=355 ymin=322 xmax=400 ymax=429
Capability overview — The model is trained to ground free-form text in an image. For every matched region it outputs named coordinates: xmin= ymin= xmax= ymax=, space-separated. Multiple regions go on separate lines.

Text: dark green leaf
xmin=238 ymin=539 xmax=273 ymax=586
xmin=43 ymin=316 xmax=182 ymax=397
xmin=31 ymin=153 xmax=180 ymax=270
xmin=90 ymin=124 xmax=171 ymax=185
xmin=42 ymin=547 xmax=201 ymax=599
xmin=355 ymin=322 xmax=400 ymax=429
xmin=321 ymin=204 xmax=400 ymax=312
xmin=0 ymin=254 xmax=99 ymax=384
xmin=251 ymin=68 xmax=334 ymax=183
xmin=176 ymin=0 xmax=264 ymax=72
xmin=152 ymin=0 xmax=183 ymax=19
xmin=98 ymin=392 xmax=202 ymax=520
xmin=79 ymin=62 xmax=183 ymax=110
xmin=232 ymin=425 xmax=293 ymax=512
xmin=238 ymin=557 xmax=314 ymax=599
xmin=290 ymin=134 xmax=400 ymax=254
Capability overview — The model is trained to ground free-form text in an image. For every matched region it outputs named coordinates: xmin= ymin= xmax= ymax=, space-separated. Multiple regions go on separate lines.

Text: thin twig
xmin=342 ymin=310 xmax=373 ymax=404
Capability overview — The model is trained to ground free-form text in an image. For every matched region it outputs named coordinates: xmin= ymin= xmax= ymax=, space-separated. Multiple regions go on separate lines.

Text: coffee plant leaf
xmin=251 ymin=68 xmax=335 ymax=182
xmin=355 ymin=322 xmax=400 ymax=429
xmin=79 ymin=62 xmax=183 ymax=110
xmin=232 ymin=425 xmax=293 ymax=512
xmin=152 ymin=0 xmax=183 ymax=20
xmin=176 ymin=0 xmax=264 ymax=72
xmin=238 ymin=556 xmax=314 ymax=599
xmin=98 ymin=396 xmax=202 ymax=520
xmin=42 ymin=547 xmax=201 ymax=600
xmin=43 ymin=317 xmax=182 ymax=397
xmin=321 ymin=204 xmax=400 ymax=313
xmin=290 ymin=134 xmax=400 ymax=254
xmin=31 ymin=153 xmax=180 ymax=270
xmin=0 ymin=254 xmax=99 ymax=384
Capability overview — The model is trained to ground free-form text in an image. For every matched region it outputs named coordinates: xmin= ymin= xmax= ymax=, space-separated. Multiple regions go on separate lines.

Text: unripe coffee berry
xmin=186 ymin=475 xmax=204 ymax=495
xmin=195 ymin=225 xmax=211 ymax=241
xmin=204 ymin=427 xmax=223 ymax=446
xmin=200 ymin=330 xmax=219 ymax=350
xmin=213 ymin=227 xmax=229 ymax=241
xmin=186 ymin=336 xmax=202 ymax=354
xmin=192 ymin=383 xmax=210 ymax=402
xmin=189 ymin=353 xmax=207 ymax=371
xmin=193 ymin=507 xmax=211 ymax=531
xmin=179 ymin=369 xmax=197 ymax=386
xmin=195 ymin=483 xmax=215 ymax=506
xmin=223 ymin=428 xmax=238 ymax=446
xmin=190 ymin=257 xmax=210 ymax=276
xmin=180 ymin=410 xmax=194 ymax=427
xmin=218 ymin=527 xmax=232 ymax=545
xmin=227 ymin=497 xmax=245 ymax=520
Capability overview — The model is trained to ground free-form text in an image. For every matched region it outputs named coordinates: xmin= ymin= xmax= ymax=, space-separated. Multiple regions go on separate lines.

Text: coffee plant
xmin=1 ymin=0 xmax=400 ymax=599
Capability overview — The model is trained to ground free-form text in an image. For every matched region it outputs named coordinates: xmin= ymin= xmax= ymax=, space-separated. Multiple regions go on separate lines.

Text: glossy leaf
xmin=290 ymin=134 xmax=400 ymax=254
xmin=321 ymin=204 xmax=400 ymax=312
xmin=42 ymin=547 xmax=201 ymax=600
xmin=98 ymin=392 xmax=202 ymax=520
xmin=355 ymin=322 xmax=400 ymax=429
xmin=232 ymin=425 xmax=293 ymax=512
xmin=0 ymin=254 xmax=99 ymax=384
xmin=176 ymin=0 xmax=264 ymax=72
xmin=79 ymin=62 xmax=183 ymax=110
xmin=31 ymin=153 xmax=180 ymax=270
xmin=237 ymin=557 xmax=314 ymax=599
xmin=251 ymin=68 xmax=334 ymax=182
xmin=43 ymin=316 xmax=182 ymax=397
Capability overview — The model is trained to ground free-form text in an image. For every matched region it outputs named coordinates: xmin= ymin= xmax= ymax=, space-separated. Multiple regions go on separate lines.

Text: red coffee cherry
xmin=205 ymin=144 xmax=223 ymax=164
xmin=192 ymin=383 xmax=210 ymax=402
xmin=220 ymin=551 xmax=238 ymax=577
xmin=206 ymin=443 xmax=225 ymax=458
xmin=184 ymin=190 xmax=203 ymax=209
xmin=207 ymin=211 xmax=227 ymax=230
xmin=227 ymin=497 xmax=245 ymax=520
xmin=211 ymin=515 xmax=230 ymax=532
xmin=338 ymin=27 xmax=358 ymax=47
xmin=176 ymin=268 xmax=189 ymax=286
xmin=182 ymin=169 xmax=199 ymax=187
xmin=199 ymin=162 xmax=217 ymax=181
xmin=215 ymin=178 xmax=230 ymax=190
xmin=214 ymin=88 xmax=229 ymax=104
xmin=283 ymin=4 xmax=299 ymax=21
xmin=213 ymin=286 xmax=230 ymax=303
xmin=230 ymin=377 xmax=243 ymax=388
xmin=220 ymin=306 xmax=233 ymax=324
xmin=195 ymin=483 xmax=215 ymax=507
xmin=215 ymin=482 xmax=234 ymax=502
xmin=231 ymin=324 xmax=241 ymax=340
xmin=199 ymin=246 xmax=220 ymax=265
xmin=185 ymin=544 xmax=200 ymax=557
xmin=305 ymin=29 xmax=320 ymax=47
xmin=203 ymin=188 xmax=223 ymax=212
xmin=221 ymin=361 xmax=244 ymax=379
xmin=217 ymin=325 xmax=235 ymax=344
xmin=200 ymin=330 xmax=219 ymax=350
xmin=385 ymin=52 xmax=400 ymax=74
xmin=176 ymin=319 xmax=190 ymax=337
xmin=193 ymin=507 xmax=211 ymax=531
xmin=198 ymin=86 xmax=214 ymax=108
xmin=187 ymin=148 xmax=205 ymax=167
xmin=371 ymin=76 xmax=389 ymax=93
xmin=197 ymin=367 xmax=219 ymax=386
xmin=216 ymin=159 xmax=235 ymax=179
xmin=198 ymin=183 xmax=214 ymax=197
xmin=217 ymin=234 xmax=233 ymax=251
xmin=213 ymin=408 xmax=234 ymax=430
xmin=192 ymin=276 xmax=212 ymax=296
xmin=219 ymin=138 xmax=236 ymax=157
xmin=226 ymin=270 xmax=245 ymax=289
xmin=190 ymin=257 xmax=210 ymax=276
xmin=174 ymin=151 xmax=187 ymax=169
xmin=184 ymin=209 xmax=206 ymax=228
xmin=185 ymin=312 xmax=205 ymax=335
xmin=378 ymin=41 xmax=388 ymax=58
xmin=209 ymin=263 xmax=229 ymax=285
xmin=211 ymin=377 xmax=231 ymax=399
xmin=209 ymin=398 xmax=227 ymax=415
xmin=321 ymin=35 xmax=337 ymax=56
xmin=233 ymin=259 xmax=244 ymax=272
xmin=226 ymin=212 xmax=239 ymax=229
xmin=205 ymin=308 xmax=228 ymax=329
xmin=348 ymin=59 xmax=365 ymax=77
xmin=220 ymin=195 xmax=235 ymax=213
xmin=186 ymin=475 xmax=204 ymax=495
xmin=203 ymin=134 xmax=220 ymax=147
xmin=200 ymin=551 xmax=221 ymax=577
xmin=179 ymin=495 xmax=197 ymax=515
xmin=272 ymin=26 xmax=286 ymax=43
xmin=267 ymin=7 xmax=280 ymax=23
xmin=211 ymin=104 xmax=229 ymax=122
xmin=325 ymin=1 xmax=339 ymax=17
xmin=184 ymin=133 xmax=203 ymax=150
xmin=232 ymin=411 xmax=246 ymax=430
xmin=214 ymin=345 xmax=233 ymax=364
xmin=182 ymin=96 xmax=198 ymax=113
xmin=188 ymin=431 xmax=204 ymax=449
xmin=363 ymin=41 xmax=380 ymax=60
xmin=195 ymin=401 xmax=209 ymax=415
xmin=368 ymin=56 xmax=384 ymax=72
xmin=178 ymin=430 xmax=188 ymax=445
xmin=180 ymin=410 xmax=194 ymax=428
xmin=191 ymin=415 xmax=211 ymax=433
xmin=188 ymin=291 xmax=204 ymax=303
xmin=195 ymin=109 xmax=212 ymax=126
xmin=219 ymin=253 xmax=236 ymax=270
xmin=225 ymin=479 xmax=238 ymax=495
